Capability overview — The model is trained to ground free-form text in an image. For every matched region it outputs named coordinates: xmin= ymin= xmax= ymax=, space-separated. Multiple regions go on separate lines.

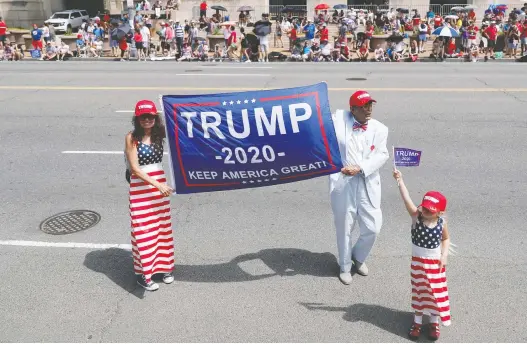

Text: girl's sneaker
xmin=408 ymin=323 xmax=422 ymax=340
xmin=428 ymin=323 xmax=440 ymax=341
xmin=137 ymin=275 xmax=159 ymax=291
xmin=162 ymin=273 xmax=174 ymax=284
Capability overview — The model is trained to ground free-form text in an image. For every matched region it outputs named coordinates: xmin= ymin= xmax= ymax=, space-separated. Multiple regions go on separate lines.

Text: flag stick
xmin=392 ymin=146 xmax=400 ymax=186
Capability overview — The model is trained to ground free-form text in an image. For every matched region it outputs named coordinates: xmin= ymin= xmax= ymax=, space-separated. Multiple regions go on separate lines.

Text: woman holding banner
xmin=329 ymin=90 xmax=389 ymax=285
xmin=125 ymin=100 xmax=175 ymax=291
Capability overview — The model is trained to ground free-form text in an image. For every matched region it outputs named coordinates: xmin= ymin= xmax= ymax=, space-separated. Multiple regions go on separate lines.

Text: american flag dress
xmin=129 ymin=141 xmax=175 ymax=283
xmin=410 ymin=214 xmax=451 ymax=326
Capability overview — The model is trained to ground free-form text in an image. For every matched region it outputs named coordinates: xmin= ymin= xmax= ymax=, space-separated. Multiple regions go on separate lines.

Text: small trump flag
xmin=392 ymin=147 xmax=422 ymax=167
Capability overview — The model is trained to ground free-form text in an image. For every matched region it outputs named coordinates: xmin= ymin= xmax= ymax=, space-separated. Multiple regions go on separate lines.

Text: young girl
xmin=393 ymin=169 xmax=451 ymax=341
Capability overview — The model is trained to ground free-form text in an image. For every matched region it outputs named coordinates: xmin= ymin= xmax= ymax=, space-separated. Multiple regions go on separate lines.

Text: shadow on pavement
xmin=300 ymin=302 xmax=415 ymax=340
xmin=84 ymin=248 xmax=145 ymax=299
xmin=173 ymin=248 xmax=339 ymax=283
xmin=83 ymin=248 xmax=338 ymax=291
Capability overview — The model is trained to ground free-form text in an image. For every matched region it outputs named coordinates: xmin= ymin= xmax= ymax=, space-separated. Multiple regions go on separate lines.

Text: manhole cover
xmin=40 ymin=210 xmax=101 ymax=235
xmin=346 ymin=78 xmax=367 ymax=81
xmin=185 ymin=69 xmax=203 ymax=72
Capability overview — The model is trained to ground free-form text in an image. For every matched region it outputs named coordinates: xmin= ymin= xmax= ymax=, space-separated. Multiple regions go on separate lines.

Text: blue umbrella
xmin=333 ymin=4 xmax=347 ymax=9
xmin=432 ymin=26 xmax=459 ymax=37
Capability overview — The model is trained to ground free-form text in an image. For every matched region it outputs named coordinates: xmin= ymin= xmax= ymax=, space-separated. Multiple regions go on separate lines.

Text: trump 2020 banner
xmin=393 ymin=147 xmax=422 ymax=167
xmin=161 ymin=82 xmax=343 ymax=194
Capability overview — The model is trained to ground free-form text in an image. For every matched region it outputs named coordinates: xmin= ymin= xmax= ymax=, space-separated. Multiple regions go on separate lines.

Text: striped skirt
xmin=410 ymin=256 xmax=451 ymax=326
xmin=129 ymin=163 xmax=175 ymax=282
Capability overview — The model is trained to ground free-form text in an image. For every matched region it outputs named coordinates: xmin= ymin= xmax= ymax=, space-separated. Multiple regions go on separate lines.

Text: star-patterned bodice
xmin=411 ymin=214 xmax=443 ymax=249
xmin=137 ymin=141 xmax=163 ymax=166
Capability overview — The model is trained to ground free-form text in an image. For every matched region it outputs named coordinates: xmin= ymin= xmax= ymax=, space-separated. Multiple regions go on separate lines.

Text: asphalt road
xmin=0 ymin=62 xmax=526 ymax=343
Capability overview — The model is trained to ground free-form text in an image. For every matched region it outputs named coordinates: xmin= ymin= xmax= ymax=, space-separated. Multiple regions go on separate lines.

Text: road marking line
xmin=175 ymin=73 xmax=270 ymax=77
xmin=115 ymin=110 xmax=134 ymax=113
xmin=2 ymin=86 xmax=527 ymax=92
xmin=62 ymin=151 xmax=123 ymax=154
xmin=62 ymin=151 xmax=169 ymax=155
xmin=0 ymin=240 xmax=132 ymax=250
xmin=200 ymin=66 xmax=273 ymax=69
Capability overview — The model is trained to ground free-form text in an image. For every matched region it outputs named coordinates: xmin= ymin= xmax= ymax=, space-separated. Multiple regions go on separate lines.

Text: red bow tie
xmin=353 ymin=122 xmax=368 ymax=131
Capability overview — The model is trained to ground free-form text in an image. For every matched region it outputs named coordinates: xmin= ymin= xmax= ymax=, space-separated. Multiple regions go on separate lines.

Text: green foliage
xmin=373 ymin=25 xmax=384 ymax=35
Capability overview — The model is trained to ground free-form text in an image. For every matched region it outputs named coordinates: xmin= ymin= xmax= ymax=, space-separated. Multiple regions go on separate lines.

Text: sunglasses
xmin=139 ymin=114 xmax=156 ymax=121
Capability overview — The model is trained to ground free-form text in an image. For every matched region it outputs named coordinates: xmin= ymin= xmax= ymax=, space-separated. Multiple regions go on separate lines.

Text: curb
xmin=15 ymin=57 xmax=522 ymax=63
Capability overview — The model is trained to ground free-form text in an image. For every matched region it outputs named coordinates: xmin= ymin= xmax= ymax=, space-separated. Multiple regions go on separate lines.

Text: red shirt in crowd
xmin=227 ymin=30 xmax=237 ymax=46
xmin=484 ymin=25 xmax=498 ymax=41
xmin=119 ymin=38 xmax=128 ymax=50
xmin=0 ymin=20 xmax=7 ymax=36
xmin=433 ymin=16 xmax=442 ymax=27
xmin=521 ymin=23 xmax=527 ymax=38
xmin=365 ymin=25 xmax=373 ymax=38
xmin=319 ymin=27 xmax=328 ymax=42
xmin=467 ymin=25 xmax=478 ymax=40
xmin=134 ymin=32 xmax=142 ymax=43
xmin=200 ymin=1 xmax=207 ymax=11
xmin=290 ymin=27 xmax=297 ymax=40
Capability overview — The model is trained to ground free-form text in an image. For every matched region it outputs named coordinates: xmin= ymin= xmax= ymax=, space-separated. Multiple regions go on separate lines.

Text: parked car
xmin=44 ymin=9 xmax=90 ymax=33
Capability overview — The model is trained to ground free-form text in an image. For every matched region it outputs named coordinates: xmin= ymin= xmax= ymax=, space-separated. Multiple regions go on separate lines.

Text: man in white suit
xmin=329 ymin=90 xmax=389 ymax=285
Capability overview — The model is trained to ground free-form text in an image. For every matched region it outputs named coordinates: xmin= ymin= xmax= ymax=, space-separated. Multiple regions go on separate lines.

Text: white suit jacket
xmin=329 ymin=109 xmax=389 ymax=209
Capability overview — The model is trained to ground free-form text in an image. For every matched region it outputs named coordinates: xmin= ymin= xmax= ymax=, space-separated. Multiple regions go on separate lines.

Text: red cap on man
xmin=349 ymin=90 xmax=376 ymax=107
xmin=134 ymin=100 xmax=158 ymax=117
xmin=419 ymin=191 xmax=447 ymax=213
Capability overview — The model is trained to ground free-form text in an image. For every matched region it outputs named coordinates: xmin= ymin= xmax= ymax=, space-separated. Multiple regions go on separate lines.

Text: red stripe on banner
xmin=130 ymin=200 xmax=170 ymax=212
xmin=280 ymin=169 xmax=334 ymax=180
xmin=261 ymin=91 xmax=337 ymax=176
xmin=314 ymin=91 xmax=335 ymax=169
xmin=259 ymin=92 xmax=314 ymax=102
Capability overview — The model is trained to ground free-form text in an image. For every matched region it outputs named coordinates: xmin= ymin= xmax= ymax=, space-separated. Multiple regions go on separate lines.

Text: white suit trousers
xmin=330 ymin=174 xmax=383 ymax=273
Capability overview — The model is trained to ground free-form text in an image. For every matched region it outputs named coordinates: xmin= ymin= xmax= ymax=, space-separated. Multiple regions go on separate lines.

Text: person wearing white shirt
xmin=329 ymin=90 xmax=389 ymax=285
xmin=140 ymin=23 xmax=151 ymax=58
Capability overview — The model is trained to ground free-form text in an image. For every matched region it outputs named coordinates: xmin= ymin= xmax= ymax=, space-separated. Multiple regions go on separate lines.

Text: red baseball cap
xmin=134 ymin=100 xmax=158 ymax=117
xmin=419 ymin=191 xmax=447 ymax=213
xmin=349 ymin=90 xmax=376 ymax=107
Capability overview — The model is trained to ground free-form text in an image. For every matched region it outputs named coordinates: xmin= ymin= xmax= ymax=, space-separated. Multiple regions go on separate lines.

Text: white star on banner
xmin=257 ymin=180 xmax=262 ymax=182
xmin=222 ymin=101 xmax=227 ymax=106
xmin=249 ymin=180 xmax=254 ymax=183
xmin=251 ymin=98 xmax=256 ymax=103
xmin=242 ymin=181 xmax=247 ymax=184
xmin=272 ymin=178 xmax=278 ymax=181
xmin=229 ymin=100 xmax=234 ymax=105
xmin=264 ymin=179 xmax=269 ymax=182
xmin=244 ymin=99 xmax=248 ymax=104
xmin=236 ymin=100 xmax=241 ymax=104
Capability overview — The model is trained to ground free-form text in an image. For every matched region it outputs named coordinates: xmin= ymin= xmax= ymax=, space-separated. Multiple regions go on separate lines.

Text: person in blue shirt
xmin=303 ymin=20 xmax=315 ymax=42
xmin=94 ymin=25 xmax=104 ymax=40
xmin=301 ymin=41 xmax=312 ymax=61
xmin=31 ymin=24 xmax=43 ymax=52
